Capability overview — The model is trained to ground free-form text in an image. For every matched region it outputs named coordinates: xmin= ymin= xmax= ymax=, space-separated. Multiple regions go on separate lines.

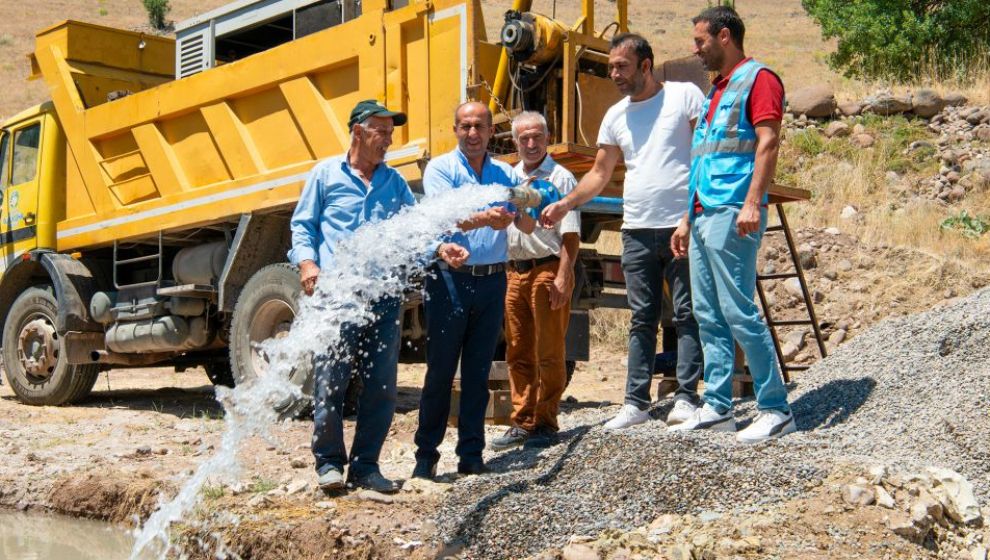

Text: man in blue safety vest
xmin=669 ymin=6 xmax=796 ymax=443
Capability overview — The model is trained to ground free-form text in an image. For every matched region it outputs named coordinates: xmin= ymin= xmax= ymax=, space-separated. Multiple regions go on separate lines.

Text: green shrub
xmin=801 ymin=0 xmax=990 ymax=81
xmin=142 ymin=0 xmax=171 ymax=30
xmin=941 ymin=211 xmax=990 ymax=239
xmin=790 ymin=129 xmax=826 ymax=157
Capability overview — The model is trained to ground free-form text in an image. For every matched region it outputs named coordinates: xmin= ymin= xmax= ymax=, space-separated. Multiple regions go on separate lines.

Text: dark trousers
xmin=415 ymin=266 xmax=507 ymax=466
xmin=621 ymin=228 xmax=704 ymax=409
xmin=312 ymin=296 xmax=401 ymax=478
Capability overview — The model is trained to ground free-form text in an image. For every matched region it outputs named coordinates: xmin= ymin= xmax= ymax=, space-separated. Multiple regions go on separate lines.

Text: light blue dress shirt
xmin=422 ymin=149 xmax=519 ymax=266
xmin=288 ymin=155 xmax=415 ymax=269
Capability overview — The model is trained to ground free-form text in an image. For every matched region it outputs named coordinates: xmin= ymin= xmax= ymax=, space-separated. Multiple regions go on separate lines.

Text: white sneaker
xmin=604 ymin=404 xmax=651 ymax=430
xmin=736 ymin=410 xmax=796 ymax=444
xmin=668 ymin=403 xmax=736 ymax=432
xmin=666 ymin=400 xmax=698 ymax=426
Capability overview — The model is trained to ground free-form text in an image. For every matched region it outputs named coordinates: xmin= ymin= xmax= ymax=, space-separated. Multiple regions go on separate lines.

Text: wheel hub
xmin=18 ymin=318 xmax=58 ymax=379
xmin=248 ymin=300 xmax=295 ymax=376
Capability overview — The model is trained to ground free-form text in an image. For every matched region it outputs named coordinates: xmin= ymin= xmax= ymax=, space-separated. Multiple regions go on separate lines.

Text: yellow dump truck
xmin=2 ymin=0 xmax=673 ymax=406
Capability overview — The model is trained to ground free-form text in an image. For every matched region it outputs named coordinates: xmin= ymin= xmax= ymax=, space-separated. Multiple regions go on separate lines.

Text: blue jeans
xmin=689 ymin=206 xmax=789 ymax=413
xmin=312 ymin=296 xmax=401 ymax=478
xmin=415 ymin=266 xmax=506 ymax=466
xmin=622 ymin=228 xmax=703 ymax=409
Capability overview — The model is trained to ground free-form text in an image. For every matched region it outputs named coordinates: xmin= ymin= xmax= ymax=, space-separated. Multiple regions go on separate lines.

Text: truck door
xmin=2 ymin=121 xmax=41 ymax=262
xmin=0 ymin=129 xmax=9 ymax=269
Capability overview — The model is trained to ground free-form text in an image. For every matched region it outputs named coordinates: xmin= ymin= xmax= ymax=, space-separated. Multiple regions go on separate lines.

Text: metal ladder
xmin=754 ymin=204 xmax=827 ymax=382
xmin=113 ymin=231 xmax=163 ymax=290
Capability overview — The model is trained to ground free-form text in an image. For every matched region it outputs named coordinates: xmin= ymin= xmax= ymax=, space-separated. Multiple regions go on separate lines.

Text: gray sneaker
xmin=490 ymin=426 xmax=530 ymax=451
xmin=317 ymin=468 xmax=345 ymax=491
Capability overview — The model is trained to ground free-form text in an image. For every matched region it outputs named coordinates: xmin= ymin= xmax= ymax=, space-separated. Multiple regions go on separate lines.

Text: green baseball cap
xmin=348 ymin=99 xmax=407 ymax=130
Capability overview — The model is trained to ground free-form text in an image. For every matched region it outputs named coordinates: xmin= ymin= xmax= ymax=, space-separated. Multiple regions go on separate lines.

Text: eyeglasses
xmin=456 ymin=123 xmax=490 ymax=133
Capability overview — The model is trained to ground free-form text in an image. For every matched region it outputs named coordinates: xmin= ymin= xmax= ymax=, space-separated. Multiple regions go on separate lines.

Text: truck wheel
xmin=204 ymin=360 xmax=235 ymax=388
xmin=2 ymin=287 xmax=99 ymax=405
xmin=229 ymin=263 xmax=312 ymax=418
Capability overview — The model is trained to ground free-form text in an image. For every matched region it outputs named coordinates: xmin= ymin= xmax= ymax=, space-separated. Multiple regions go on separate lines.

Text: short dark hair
xmin=693 ymin=6 xmax=745 ymax=50
xmin=609 ymin=33 xmax=654 ymax=72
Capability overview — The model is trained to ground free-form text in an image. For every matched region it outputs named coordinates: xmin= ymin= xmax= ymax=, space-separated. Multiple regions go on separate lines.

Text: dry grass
xmin=780 ymin=115 xmax=990 ymax=266
xmin=0 ymin=0 xmax=230 ymax=120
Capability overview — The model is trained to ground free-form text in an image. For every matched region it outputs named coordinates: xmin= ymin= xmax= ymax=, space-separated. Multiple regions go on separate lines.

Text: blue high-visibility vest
xmin=688 ymin=59 xmax=775 ymax=216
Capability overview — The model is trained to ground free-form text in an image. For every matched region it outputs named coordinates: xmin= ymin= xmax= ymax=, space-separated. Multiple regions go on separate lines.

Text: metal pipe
xmin=582 ymin=0 xmax=595 ymax=35
xmin=488 ymin=0 xmax=532 ymax=115
xmin=616 ymin=0 xmax=628 ymax=33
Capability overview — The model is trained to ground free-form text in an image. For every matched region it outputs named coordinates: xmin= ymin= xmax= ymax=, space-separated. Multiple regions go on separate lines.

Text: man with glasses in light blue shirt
xmin=289 ymin=99 xmax=468 ymax=495
xmin=412 ymin=101 xmax=535 ymax=480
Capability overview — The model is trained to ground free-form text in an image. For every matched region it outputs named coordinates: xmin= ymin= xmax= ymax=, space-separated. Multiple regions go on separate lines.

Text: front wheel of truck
xmin=229 ymin=263 xmax=312 ymax=418
xmin=2 ymin=286 xmax=100 ymax=405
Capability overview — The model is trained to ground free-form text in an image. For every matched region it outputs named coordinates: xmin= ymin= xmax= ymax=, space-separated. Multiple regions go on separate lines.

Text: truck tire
xmin=204 ymin=360 xmax=235 ymax=388
xmin=2 ymin=287 xmax=99 ymax=405
xmin=229 ymin=263 xmax=312 ymax=418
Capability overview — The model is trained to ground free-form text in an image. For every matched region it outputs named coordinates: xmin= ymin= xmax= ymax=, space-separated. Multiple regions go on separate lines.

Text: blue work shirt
xmin=288 ymin=154 xmax=416 ymax=269
xmin=422 ymin=149 xmax=519 ymax=266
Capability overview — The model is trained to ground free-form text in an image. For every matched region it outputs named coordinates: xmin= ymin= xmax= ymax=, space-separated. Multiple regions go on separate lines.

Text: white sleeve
xmin=684 ymin=83 xmax=706 ymax=120
xmin=597 ymin=108 xmax=618 ymax=147
xmin=555 ymin=170 xmax=581 ymax=235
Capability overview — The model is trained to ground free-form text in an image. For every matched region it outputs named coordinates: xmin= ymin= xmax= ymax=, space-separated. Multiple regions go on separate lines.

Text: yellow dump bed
xmin=32 ymin=0 xmax=495 ymax=251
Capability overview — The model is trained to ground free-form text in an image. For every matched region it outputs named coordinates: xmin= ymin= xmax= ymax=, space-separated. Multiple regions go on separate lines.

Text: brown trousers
xmin=504 ymin=261 xmax=570 ymax=432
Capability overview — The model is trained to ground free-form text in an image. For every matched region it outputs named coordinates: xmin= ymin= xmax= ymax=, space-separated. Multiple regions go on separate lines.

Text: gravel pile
xmin=434 ymin=288 xmax=990 ymax=559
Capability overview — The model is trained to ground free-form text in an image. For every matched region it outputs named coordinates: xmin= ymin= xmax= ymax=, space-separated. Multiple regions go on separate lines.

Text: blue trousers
xmin=689 ymin=206 xmax=790 ymax=413
xmin=415 ymin=266 xmax=506 ymax=465
xmin=621 ymin=228 xmax=704 ymax=409
xmin=312 ymin=296 xmax=401 ymax=478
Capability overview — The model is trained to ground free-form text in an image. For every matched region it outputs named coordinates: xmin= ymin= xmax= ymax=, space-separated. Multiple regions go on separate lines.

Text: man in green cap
xmin=289 ymin=99 xmax=468 ymax=493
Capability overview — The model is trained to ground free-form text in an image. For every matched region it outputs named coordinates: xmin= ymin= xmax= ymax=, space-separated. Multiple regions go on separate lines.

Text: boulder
xmin=875 ymin=486 xmax=896 ymax=509
xmin=975 ymin=125 xmax=990 ymax=142
xmin=838 ymin=101 xmax=862 ymax=117
xmin=851 ymin=133 xmax=875 ymax=148
xmin=788 ymin=84 xmax=836 ymax=118
xmin=561 ymin=544 xmax=601 ymax=560
xmin=824 ymin=121 xmax=851 ymax=138
xmin=840 ymin=206 xmax=859 ymax=220
xmin=943 ymin=92 xmax=968 ymax=107
xmin=863 ymin=92 xmax=913 ymax=115
xmin=911 ymin=89 xmax=945 ymax=118
xmin=926 ymin=467 xmax=983 ymax=524
xmin=966 ymin=110 xmax=988 ymax=125
xmin=828 ymin=329 xmax=847 ymax=345
xmin=888 ymin=510 xmax=925 ymax=542
xmin=843 ymin=483 xmax=876 ymax=506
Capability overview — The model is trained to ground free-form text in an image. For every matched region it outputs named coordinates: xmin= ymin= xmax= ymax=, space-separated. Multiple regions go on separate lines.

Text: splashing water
xmin=129 ymin=184 xmax=508 ymax=559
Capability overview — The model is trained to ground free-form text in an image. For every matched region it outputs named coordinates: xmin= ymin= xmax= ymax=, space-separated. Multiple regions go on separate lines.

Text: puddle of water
xmin=0 ymin=510 xmax=135 ymax=560
xmin=130 ymin=185 xmax=509 ymax=559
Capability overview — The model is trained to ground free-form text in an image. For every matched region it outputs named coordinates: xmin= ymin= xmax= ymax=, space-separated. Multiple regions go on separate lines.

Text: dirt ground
xmin=1 ymin=345 xmax=980 ymax=559
xmin=0 ymin=356 xmax=629 ymax=559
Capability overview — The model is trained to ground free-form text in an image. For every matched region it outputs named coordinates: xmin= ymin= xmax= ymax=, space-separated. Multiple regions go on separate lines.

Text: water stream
xmin=129 ymin=185 xmax=508 ymax=559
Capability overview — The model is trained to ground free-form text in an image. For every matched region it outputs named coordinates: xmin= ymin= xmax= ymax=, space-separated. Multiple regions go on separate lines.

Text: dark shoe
xmin=456 ymin=461 xmax=489 ymax=476
xmin=347 ymin=471 xmax=400 ymax=494
xmin=317 ymin=467 xmax=345 ymax=491
xmin=489 ymin=426 xmax=530 ymax=451
xmin=523 ymin=426 xmax=559 ymax=449
xmin=411 ymin=459 xmax=437 ymax=481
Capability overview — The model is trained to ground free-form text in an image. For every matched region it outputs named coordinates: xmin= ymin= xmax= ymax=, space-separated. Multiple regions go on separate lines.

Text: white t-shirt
xmin=507 ymin=155 xmax=580 ymax=260
xmin=597 ymin=81 xmax=705 ymax=229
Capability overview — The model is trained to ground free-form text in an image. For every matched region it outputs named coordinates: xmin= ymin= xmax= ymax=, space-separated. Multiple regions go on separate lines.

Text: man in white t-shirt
xmin=542 ymin=33 xmax=706 ymax=430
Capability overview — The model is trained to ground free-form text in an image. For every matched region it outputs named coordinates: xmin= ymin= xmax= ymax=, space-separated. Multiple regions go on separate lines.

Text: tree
xmin=802 ymin=0 xmax=990 ymax=81
xmin=142 ymin=0 xmax=171 ymax=31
